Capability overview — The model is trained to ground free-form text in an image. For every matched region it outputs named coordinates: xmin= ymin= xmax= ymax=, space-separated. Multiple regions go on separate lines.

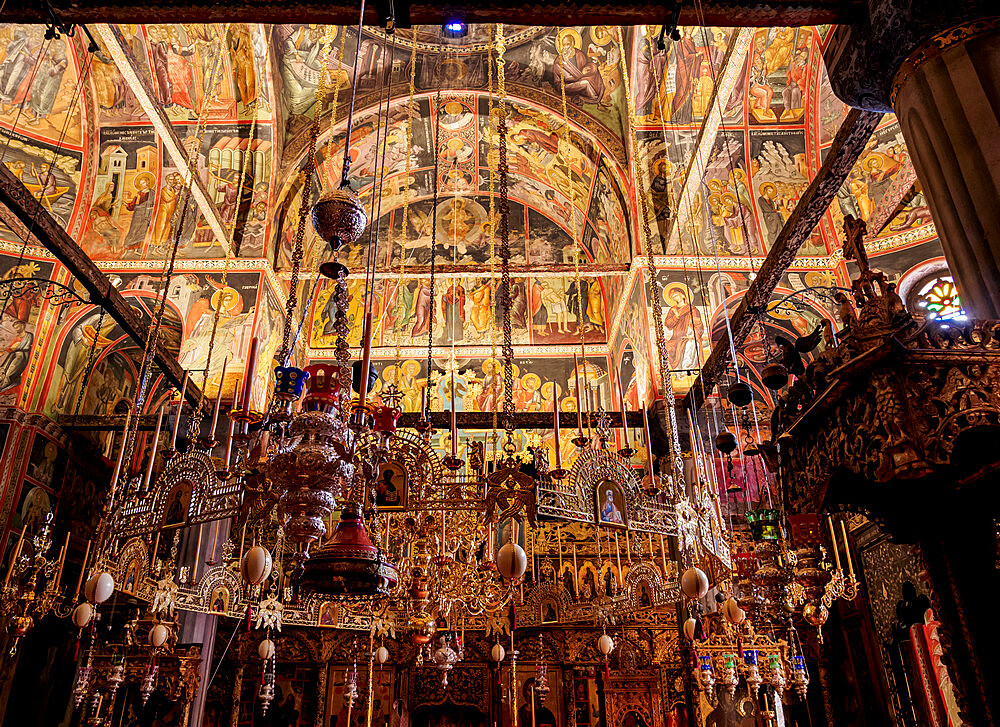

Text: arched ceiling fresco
xmin=0 ymin=20 xmax=949 ymax=415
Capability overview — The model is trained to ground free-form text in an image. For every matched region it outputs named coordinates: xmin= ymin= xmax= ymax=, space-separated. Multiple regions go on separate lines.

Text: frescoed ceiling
xmin=0 ymin=20 xmax=951 ymax=417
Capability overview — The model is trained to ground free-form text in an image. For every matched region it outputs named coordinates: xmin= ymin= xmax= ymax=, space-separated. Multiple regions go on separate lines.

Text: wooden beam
xmin=683 ymin=108 xmax=884 ymax=410
xmin=96 ymin=24 xmax=233 ymax=256
xmin=60 ymin=410 xmax=648 ymax=430
xmin=0 ymin=163 xmax=203 ymax=407
xmin=3 ymin=0 xmax=862 ymax=27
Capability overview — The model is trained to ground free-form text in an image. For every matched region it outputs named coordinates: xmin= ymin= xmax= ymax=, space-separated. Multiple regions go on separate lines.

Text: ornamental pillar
xmin=824 ymin=5 xmax=1000 ymax=319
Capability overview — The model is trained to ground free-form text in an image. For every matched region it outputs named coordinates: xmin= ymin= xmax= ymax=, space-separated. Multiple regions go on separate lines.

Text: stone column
xmin=892 ymin=21 xmax=1000 ymax=319
xmin=824 ymin=4 xmax=1000 ymax=319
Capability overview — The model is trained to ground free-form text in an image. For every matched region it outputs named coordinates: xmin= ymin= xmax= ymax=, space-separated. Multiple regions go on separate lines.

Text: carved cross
xmin=841 ymin=215 xmax=870 ymax=274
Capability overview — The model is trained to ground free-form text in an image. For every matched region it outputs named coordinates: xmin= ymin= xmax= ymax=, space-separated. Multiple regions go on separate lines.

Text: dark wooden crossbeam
xmin=683 ymin=108 xmax=884 ymax=410
xmin=0 ymin=0 xmax=861 ymax=26
xmin=0 ymin=163 xmax=202 ymax=407
xmin=59 ymin=410 xmax=648 ymax=431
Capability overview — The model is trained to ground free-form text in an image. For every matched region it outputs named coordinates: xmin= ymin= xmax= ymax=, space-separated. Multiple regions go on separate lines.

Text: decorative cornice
xmin=890 ymin=17 xmax=1000 ymax=108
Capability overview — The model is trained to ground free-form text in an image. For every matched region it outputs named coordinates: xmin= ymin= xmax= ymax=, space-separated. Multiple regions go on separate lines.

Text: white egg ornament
xmin=85 ymin=572 xmax=115 ymax=604
xmin=723 ymin=597 xmax=746 ymax=625
xmin=597 ymin=633 xmax=615 ymax=656
xmin=148 ymin=624 xmax=169 ymax=648
xmin=491 ymin=644 xmax=506 ymax=663
xmin=683 ymin=617 xmax=698 ymax=641
xmin=258 ymin=639 xmax=276 ymax=660
xmin=497 ymin=543 xmax=527 ymax=580
xmin=375 ymin=646 xmax=390 ymax=665
xmin=680 ymin=567 xmax=709 ymax=600
xmin=241 ymin=546 xmax=273 ymax=586
xmin=71 ymin=603 xmax=94 ymax=628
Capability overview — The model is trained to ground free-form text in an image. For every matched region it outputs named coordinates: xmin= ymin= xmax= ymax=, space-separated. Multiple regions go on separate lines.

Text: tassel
xmin=246 ymin=603 xmax=252 ymax=632
xmin=737 ymin=636 xmax=743 ymax=660
xmin=694 ymin=614 xmax=706 ymax=641
xmin=604 ymin=660 xmax=610 ymax=680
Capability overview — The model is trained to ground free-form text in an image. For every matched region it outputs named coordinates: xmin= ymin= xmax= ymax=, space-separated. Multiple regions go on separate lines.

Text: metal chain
xmin=393 ymin=39 xmax=418 ymax=365
xmin=615 ymin=27 xmax=684 ymax=491
xmin=495 ymin=25 xmax=515 ymax=442
xmin=486 ymin=40 xmax=499 ymax=449
xmin=116 ymin=24 xmax=230 ymax=510
xmin=280 ymin=37 xmax=333 ymax=364
xmin=558 ymin=49 xmax=588 ymax=432
xmin=425 ymin=84 xmax=442 ymax=418
xmin=73 ymin=307 xmax=108 ymax=415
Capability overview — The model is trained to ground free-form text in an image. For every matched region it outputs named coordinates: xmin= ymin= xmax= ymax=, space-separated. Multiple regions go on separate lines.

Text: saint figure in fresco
xmin=440 ymin=282 xmax=466 ymax=342
xmin=662 ymin=285 xmax=704 ymax=371
xmin=554 ymin=30 xmax=605 ymax=105
xmin=410 ymin=280 xmax=432 ymax=337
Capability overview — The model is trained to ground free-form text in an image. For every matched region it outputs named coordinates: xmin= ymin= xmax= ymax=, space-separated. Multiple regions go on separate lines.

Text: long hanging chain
xmin=393 ymin=40 xmax=418 ymax=366
xmin=558 ymin=50 xmax=589 ymax=438
xmin=111 ymin=25 xmax=229 ymax=521
xmin=486 ymin=41 xmax=499 ymax=454
xmin=495 ymin=25 xmax=515 ymax=447
xmin=424 ymin=84 xmax=442 ymax=419
xmin=279 ymin=33 xmax=334 ymax=365
xmin=615 ymin=27 xmax=683 ymax=493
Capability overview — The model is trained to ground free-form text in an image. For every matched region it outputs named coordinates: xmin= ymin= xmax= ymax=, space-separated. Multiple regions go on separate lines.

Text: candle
xmin=643 ymin=408 xmax=656 ymax=487
xmin=828 ymin=518 xmax=842 ymax=571
xmin=143 ymin=405 xmax=165 ymax=492
xmin=615 ymin=369 xmax=630 ymax=450
xmin=441 ymin=511 xmax=446 ymax=554
xmin=241 ymin=337 xmax=259 ymax=413
xmin=648 ymin=532 xmax=653 ymax=559
xmin=450 ymin=370 xmax=458 ymax=458
xmin=659 ymin=533 xmax=666 ymax=576
xmin=615 ymin=532 xmax=622 ymax=587
xmin=573 ymin=353 xmax=584 ymax=436
xmin=109 ymin=409 xmax=133 ymax=501
xmin=572 ymin=543 xmax=578 ymax=588
xmin=557 ymin=527 xmax=563 ymax=576
xmin=4 ymin=525 xmax=27 ymax=587
xmin=169 ymin=373 xmax=188 ymax=451
xmin=210 ymin=357 xmax=228 ymax=443
xmin=192 ymin=523 xmax=204 ymax=581
xmin=839 ymin=520 xmax=854 ymax=578
xmin=74 ymin=539 xmax=92 ymax=598
xmin=552 ymin=394 xmax=562 ymax=471
xmin=54 ymin=534 xmax=68 ymax=588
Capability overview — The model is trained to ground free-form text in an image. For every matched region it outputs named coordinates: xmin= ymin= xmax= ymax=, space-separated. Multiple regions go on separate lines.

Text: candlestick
xmin=550 ymin=393 xmax=566 ymax=478
xmin=4 ymin=525 xmax=27 ymax=587
xmin=573 ymin=353 xmax=584 ymax=435
xmin=558 ymin=526 xmax=563 ymax=576
xmin=615 ymin=369 xmax=632 ymax=454
xmin=143 ymin=405 xmax=165 ymax=492
xmin=615 ymin=532 xmax=622 ymax=587
xmin=572 ymin=543 xmax=578 ymax=588
xmin=168 ymin=372 xmax=188 ymax=452
xmin=74 ymin=539 xmax=92 ymax=598
xmin=241 ymin=336 xmax=259 ymax=413
xmin=643 ymin=408 xmax=657 ymax=491
xmin=659 ymin=533 xmax=667 ymax=576
xmin=450 ymin=371 xmax=458 ymax=457
xmin=441 ymin=512 xmax=446 ymax=555
xmin=828 ymin=518 xmax=843 ymax=571
xmin=210 ymin=357 xmax=228 ymax=443
xmin=54 ymin=534 xmax=68 ymax=588
xmin=109 ymin=409 xmax=133 ymax=502
xmin=839 ymin=520 xmax=854 ymax=578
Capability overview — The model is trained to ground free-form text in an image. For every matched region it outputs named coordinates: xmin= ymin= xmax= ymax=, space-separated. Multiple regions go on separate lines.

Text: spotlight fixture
xmin=442 ymin=21 xmax=467 ymax=38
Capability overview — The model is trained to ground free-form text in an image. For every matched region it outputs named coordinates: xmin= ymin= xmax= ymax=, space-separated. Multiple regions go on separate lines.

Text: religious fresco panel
xmin=41 ymin=269 xmax=263 ymax=416
xmin=699 ymin=130 xmax=761 ymax=257
xmin=746 ymin=27 xmax=813 ymax=126
xmin=0 ymin=252 xmax=55 ymax=405
xmin=632 ymin=26 xmax=737 ymax=127
xmin=0 ymin=26 xmax=85 ymax=148
xmin=0 ymin=127 xmax=84 ymax=231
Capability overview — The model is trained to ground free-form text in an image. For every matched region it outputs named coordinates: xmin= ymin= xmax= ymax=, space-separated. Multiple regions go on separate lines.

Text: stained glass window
xmin=914 ymin=275 xmax=965 ymax=321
